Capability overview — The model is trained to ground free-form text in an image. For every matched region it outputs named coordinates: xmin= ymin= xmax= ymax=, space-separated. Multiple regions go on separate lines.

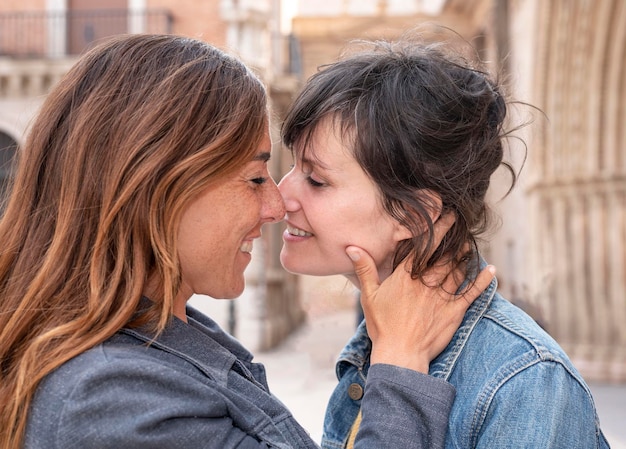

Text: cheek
xmin=349 ymin=218 xmax=400 ymax=263
xmin=317 ymin=222 xmax=387 ymax=265
xmin=307 ymin=194 xmax=398 ymax=262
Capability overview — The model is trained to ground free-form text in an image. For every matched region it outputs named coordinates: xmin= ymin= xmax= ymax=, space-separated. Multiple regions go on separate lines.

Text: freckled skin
xmin=173 ymin=129 xmax=285 ymax=319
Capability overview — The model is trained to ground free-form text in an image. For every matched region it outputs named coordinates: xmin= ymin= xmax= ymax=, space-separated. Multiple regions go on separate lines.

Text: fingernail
xmin=346 ymin=248 xmax=360 ymax=261
xmin=487 ymin=265 xmax=496 ymax=275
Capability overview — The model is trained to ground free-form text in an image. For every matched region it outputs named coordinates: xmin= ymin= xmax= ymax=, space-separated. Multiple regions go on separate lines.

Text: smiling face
xmin=174 ymin=129 xmax=285 ymax=312
xmin=278 ymin=119 xmax=411 ymax=286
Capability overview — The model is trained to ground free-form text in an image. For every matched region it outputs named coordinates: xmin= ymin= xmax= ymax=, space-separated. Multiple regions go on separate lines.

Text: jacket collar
xmin=336 ymin=262 xmax=498 ymax=381
xmin=119 ymin=298 xmax=266 ymax=388
xmin=429 ymin=275 xmax=497 ymax=380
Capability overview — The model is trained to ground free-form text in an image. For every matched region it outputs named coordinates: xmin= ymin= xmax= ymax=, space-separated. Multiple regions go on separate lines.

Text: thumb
xmin=346 ymin=246 xmax=380 ymax=297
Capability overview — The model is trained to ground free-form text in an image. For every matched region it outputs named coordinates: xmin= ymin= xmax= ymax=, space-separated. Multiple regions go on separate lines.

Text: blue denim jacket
xmin=322 ymin=274 xmax=611 ymax=449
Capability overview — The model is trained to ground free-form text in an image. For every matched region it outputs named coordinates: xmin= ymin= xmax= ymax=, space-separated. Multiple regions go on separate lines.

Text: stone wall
xmin=522 ymin=0 xmax=626 ymax=381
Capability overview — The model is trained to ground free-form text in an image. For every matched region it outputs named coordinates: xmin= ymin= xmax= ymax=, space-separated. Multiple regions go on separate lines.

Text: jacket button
xmin=348 ymin=383 xmax=364 ymax=400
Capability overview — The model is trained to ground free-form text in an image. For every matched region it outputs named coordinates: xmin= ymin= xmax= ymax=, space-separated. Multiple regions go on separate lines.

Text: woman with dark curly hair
xmin=279 ymin=36 xmax=609 ymax=449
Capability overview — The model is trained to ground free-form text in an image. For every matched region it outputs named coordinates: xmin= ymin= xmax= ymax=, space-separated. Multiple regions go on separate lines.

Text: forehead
xmin=249 ymin=127 xmax=272 ymax=161
xmin=295 ymin=116 xmax=355 ymax=165
xmin=252 ymin=151 xmax=271 ymax=163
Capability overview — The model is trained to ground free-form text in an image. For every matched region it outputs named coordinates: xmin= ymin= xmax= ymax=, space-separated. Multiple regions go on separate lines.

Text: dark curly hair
xmin=282 ymin=37 xmax=521 ymax=279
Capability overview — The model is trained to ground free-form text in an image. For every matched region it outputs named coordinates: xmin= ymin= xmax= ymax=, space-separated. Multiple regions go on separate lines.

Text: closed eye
xmin=251 ymin=177 xmax=268 ymax=185
xmin=306 ymin=176 xmax=324 ymax=187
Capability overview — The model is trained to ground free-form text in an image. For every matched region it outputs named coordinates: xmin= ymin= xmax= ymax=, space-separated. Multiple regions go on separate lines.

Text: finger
xmin=458 ymin=265 xmax=496 ymax=305
xmin=346 ymin=246 xmax=380 ymax=299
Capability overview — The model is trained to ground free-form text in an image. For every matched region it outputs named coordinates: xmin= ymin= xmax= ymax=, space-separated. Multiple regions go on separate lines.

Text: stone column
xmin=526 ymin=0 xmax=626 ymax=381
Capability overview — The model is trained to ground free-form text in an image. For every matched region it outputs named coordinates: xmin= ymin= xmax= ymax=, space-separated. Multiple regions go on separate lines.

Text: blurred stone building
xmin=289 ymin=0 xmax=626 ymax=382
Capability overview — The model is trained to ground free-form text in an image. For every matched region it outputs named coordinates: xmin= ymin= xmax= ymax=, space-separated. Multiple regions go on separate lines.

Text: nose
xmin=262 ymin=178 xmax=286 ymax=223
xmin=277 ymin=169 xmax=300 ymax=213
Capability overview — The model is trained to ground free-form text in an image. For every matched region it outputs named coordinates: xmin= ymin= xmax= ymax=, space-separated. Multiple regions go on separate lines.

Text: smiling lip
xmin=240 ymin=234 xmax=261 ymax=253
xmin=286 ymin=224 xmax=313 ymax=237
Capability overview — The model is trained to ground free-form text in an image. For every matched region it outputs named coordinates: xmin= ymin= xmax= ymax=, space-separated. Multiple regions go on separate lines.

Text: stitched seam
xmin=469 ymin=354 xmax=543 ymax=446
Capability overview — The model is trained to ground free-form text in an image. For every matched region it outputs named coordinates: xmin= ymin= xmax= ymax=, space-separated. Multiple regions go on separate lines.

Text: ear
xmin=391 ymin=189 xmax=443 ymax=241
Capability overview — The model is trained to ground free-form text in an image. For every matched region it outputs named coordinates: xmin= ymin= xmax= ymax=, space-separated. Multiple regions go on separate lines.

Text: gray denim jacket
xmin=25 ymin=301 xmax=456 ymax=448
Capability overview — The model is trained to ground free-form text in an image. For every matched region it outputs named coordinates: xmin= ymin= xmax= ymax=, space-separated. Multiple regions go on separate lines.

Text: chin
xmin=280 ymin=253 xmax=313 ymax=275
xmin=280 ymin=262 xmax=305 ymax=275
xmin=281 ymin=248 xmax=354 ymax=276
xmin=283 ymin=259 xmax=342 ymax=277
xmin=211 ymin=281 xmax=246 ymax=300
xmin=230 ymin=284 xmax=246 ymax=299
xmin=279 ymin=252 xmax=301 ymax=274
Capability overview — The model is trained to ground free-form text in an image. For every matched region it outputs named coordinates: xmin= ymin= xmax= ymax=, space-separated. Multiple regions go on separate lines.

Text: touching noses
xmin=277 ymin=170 xmax=299 ymax=213
xmin=263 ymin=178 xmax=286 ymax=223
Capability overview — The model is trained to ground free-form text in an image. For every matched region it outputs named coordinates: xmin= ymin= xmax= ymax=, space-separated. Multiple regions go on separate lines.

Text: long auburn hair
xmin=0 ymin=33 xmax=267 ymax=447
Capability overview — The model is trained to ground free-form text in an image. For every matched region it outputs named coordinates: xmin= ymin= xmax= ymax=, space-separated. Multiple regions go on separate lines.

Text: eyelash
xmin=251 ymin=177 xmax=267 ymax=185
xmin=290 ymin=163 xmax=325 ymax=188
xmin=306 ymin=176 xmax=324 ymax=188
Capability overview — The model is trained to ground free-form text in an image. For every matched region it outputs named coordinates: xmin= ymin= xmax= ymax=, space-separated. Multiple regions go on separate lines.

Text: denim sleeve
xmin=475 ymin=361 xmax=610 ymax=448
xmin=355 ymin=364 xmax=456 ymax=449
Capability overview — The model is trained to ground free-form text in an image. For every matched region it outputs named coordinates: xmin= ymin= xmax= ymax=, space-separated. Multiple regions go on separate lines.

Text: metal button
xmin=348 ymin=383 xmax=364 ymax=400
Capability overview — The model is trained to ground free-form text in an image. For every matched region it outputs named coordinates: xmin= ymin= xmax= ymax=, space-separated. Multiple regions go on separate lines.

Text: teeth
xmin=287 ymin=225 xmax=312 ymax=237
xmin=240 ymin=241 xmax=253 ymax=253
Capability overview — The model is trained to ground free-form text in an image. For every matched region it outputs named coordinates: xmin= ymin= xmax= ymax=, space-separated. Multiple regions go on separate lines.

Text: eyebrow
xmin=254 ymin=152 xmax=271 ymax=162
xmin=302 ymin=155 xmax=331 ymax=170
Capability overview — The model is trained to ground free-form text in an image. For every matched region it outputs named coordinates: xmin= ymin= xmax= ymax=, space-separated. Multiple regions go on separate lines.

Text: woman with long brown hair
xmin=0 ymin=34 xmax=492 ymax=448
